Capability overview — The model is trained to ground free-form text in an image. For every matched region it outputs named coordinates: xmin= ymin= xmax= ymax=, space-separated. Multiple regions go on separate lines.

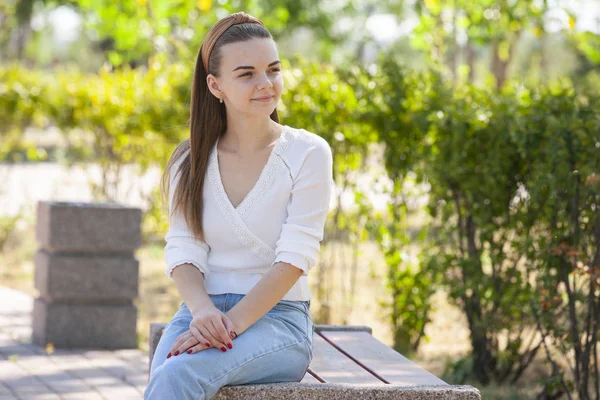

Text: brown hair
xmin=161 ymin=12 xmax=279 ymax=242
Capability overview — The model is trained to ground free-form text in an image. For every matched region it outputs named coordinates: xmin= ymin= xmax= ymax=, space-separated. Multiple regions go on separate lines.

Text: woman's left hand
xmin=167 ymin=329 xmax=212 ymax=358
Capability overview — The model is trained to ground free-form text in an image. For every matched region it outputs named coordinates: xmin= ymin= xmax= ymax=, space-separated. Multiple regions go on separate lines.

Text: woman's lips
xmin=252 ymin=96 xmax=274 ymax=102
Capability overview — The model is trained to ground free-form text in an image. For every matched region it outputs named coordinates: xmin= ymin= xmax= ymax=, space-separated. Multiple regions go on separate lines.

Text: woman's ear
xmin=206 ymin=74 xmax=222 ymax=101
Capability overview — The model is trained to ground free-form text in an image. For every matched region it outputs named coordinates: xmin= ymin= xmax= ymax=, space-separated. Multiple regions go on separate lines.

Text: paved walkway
xmin=0 ymin=287 xmax=148 ymax=399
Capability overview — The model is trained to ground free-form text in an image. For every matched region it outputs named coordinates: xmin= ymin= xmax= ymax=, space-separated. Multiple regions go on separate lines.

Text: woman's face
xmin=207 ymin=38 xmax=283 ymax=119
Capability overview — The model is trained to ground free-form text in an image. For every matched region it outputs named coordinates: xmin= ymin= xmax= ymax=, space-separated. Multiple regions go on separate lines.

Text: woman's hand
xmin=167 ymin=305 xmax=237 ymax=358
xmin=190 ymin=305 xmax=236 ymax=351
xmin=167 ymin=329 xmax=207 ymax=357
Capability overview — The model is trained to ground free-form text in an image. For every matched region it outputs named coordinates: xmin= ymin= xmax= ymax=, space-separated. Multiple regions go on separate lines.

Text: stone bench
xmin=149 ymin=323 xmax=481 ymax=399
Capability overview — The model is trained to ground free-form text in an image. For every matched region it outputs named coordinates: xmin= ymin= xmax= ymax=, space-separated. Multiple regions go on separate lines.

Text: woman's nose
xmin=256 ymin=72 xmax=273 ymax=90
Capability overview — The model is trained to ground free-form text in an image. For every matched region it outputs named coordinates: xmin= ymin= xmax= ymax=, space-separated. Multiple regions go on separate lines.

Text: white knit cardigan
xmin=164 ymin=125 xmax=334 ymax=301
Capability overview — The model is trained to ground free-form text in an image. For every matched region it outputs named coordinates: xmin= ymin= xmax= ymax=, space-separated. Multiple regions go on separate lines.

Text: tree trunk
xmin=467 ymin=42 xmax=475 ymax=84
xmin=464 ymin=214 xmax=497 ymax=384
xmin=491 ymin=39 xmax=509 ymax=90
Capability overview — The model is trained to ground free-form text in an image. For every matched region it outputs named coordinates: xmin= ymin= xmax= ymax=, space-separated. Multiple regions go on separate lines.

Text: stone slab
xmin=34 ymin=249 xmax=139 ymax=301
xmin=212 ymin=382 xmax=481 ymax=399
xmin=36 ymin=201 xmax=141 ymax=252
xmin=32 ymin=299 xmax=137 ymax=349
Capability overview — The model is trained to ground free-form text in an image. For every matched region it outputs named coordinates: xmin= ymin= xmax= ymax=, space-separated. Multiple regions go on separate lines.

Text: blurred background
xmin=1 ymin=0 xmax=599 ymax=398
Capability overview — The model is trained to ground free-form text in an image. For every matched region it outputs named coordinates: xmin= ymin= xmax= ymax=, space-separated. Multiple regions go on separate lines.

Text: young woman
xmin=144 ymin=12 xmax=333 ymax=400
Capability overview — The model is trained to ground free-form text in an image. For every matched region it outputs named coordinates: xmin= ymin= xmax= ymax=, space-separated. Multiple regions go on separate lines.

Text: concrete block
xmin=32 ymin=298 xmax=137 ymax=349
xmin=36 ymin=201 xmax=142 ymax=252
xmin=34 ymin=250 xmax=139 ymax=301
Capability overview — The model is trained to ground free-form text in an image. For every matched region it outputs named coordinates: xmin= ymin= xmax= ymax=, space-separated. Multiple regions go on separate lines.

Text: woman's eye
xmin=240 ymin=68 xmax=280 ymax=78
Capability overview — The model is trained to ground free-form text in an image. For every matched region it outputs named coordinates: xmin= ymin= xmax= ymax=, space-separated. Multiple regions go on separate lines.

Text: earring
xmin=220 ymin=97 xmax=223 ymax=103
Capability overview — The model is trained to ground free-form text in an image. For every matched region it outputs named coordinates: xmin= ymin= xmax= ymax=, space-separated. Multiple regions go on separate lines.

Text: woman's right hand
xmin=189 ymin=305 xmax=236 ymax=352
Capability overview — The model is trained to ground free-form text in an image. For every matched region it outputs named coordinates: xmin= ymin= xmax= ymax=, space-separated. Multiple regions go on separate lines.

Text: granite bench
xmin=149 ymin=323 xmax=481 ymax=399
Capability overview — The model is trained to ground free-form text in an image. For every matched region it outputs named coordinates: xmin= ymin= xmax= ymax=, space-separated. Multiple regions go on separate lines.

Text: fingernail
xmin=174 ymin=351 xmax=179 ymax=356
xmin=221 ymin=347 xmax=226 ymax=352
xmin=227 ymin=343 xmax=232 ymax=349
xmin=187 ymin=350 xmax=192 ymax=354
xmin=205 ymin=343 xmax=211 ymax=347
xmin=167 ymin=353 xmax=171 ymax=359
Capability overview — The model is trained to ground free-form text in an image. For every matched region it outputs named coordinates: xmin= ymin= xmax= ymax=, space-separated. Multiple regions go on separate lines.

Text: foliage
xmin=279 ymin=58 xmax=375 ymax=323
xmin=509 ymin=81 xmax=600 ymax=399
xmin=62 ymin=0 xmax=351 ymax=67
xmin=0 ymin=215 xmax=21 ymax=255
xmin=410 ymin=0 xmax=556 ymax=88
xmin=362 ymin=59 xmax=445 ymax=355
xmin=1 ymin=54 xmax=187 ymax=199
xmin=0 ymin=65 xmax=52 ymax=162
xmin=362 ymin=53 xmax=598 ymax=396
xmin=421 ymin=82 xmax=543 ymax=386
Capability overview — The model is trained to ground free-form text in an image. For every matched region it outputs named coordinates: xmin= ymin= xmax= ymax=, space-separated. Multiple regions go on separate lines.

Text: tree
xmin=410 ymin=0 xmax=549 ymax=89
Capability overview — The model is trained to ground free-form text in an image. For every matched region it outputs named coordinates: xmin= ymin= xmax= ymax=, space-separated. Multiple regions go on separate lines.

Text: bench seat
xmin=149 ymin=323 xmax=481 ymax=399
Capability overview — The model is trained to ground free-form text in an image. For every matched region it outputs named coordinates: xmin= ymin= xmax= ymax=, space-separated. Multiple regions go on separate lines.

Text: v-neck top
xmin=212 ymin=127 xmax=284 ymax=216
xmin=164 ymin=125 xmax=334 ymax=301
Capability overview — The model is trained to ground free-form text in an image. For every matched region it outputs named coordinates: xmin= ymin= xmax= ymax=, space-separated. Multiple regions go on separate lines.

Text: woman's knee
xmin=227 ymin=338 xmax=311 ymax=386
xmin=152 ymin=359 xmax=191 ymax=380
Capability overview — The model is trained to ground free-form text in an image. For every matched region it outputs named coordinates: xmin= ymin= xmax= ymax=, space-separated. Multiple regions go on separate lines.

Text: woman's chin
xmin=251 ymin=102 xmax=278 ymax=115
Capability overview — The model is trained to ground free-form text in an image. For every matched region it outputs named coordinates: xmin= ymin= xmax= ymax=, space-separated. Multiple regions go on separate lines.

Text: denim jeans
xmin=145 ymin=293 xmax=314 ymax=400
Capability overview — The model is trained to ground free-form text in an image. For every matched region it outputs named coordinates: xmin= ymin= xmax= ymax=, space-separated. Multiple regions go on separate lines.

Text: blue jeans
xmin=145 ymin=293 xmax=314 ymax=400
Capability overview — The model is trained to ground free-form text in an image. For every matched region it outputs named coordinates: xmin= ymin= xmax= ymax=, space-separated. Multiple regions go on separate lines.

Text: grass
xmin=1 ymin=222 xmax=554 ymax=398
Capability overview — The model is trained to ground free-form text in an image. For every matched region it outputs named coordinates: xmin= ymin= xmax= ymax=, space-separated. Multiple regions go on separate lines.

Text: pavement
xmin=0 ymin=286 xmax=148 ymax=399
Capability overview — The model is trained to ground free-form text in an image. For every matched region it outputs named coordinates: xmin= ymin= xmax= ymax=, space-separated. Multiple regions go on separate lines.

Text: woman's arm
xmin=171 ymin=264 xmax=214 ymax=316
xmin=164 ymin=151 xmax=233 ymax=351
xmin=226 ymin=262 xmax=303 ymax=334
xmin=165 ymin=151 xmax=214 ymax=316
xmin=172 ymin=263 xmax=234 ymax=351
xmin=227 ymin=135 xmax=334 ymax=335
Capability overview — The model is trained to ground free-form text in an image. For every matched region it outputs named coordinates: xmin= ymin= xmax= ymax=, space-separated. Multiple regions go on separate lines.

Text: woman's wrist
xmin=226 ymin=309 xmax=248 ymax=336
xmin=189 ymin=302 xmax=217 ymax=318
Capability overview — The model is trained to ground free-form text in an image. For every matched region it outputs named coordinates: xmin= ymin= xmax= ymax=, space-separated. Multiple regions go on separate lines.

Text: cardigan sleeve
xmin=272 ymin=136 xmax=333 ymax=274
xmin=164 ymin=153 xmax=210 ymax=280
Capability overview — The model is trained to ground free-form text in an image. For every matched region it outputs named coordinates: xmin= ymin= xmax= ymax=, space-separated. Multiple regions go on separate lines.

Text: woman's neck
xmin=221 ymin=116 xmax=281 ymax=154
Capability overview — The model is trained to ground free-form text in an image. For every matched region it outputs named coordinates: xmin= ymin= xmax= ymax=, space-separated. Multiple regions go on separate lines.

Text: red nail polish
xmin=167 ymin=353 xmax=171 ymax=359
xmin=221 ymin=347 xmax=226 ymax=352
xmin=187 ymin=350 xmax=192 ymax=354
xmin=227 ymin=343 xmax=232 ymax=349
xmin=174 ymin=351 xmax=179 ymax=356
xmin=205 ymin=343 xmax=211 ymax=347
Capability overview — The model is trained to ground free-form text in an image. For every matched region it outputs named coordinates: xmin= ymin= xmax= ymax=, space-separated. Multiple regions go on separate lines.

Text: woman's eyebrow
xmin=232 ymin=60 xmax=281 ymax=72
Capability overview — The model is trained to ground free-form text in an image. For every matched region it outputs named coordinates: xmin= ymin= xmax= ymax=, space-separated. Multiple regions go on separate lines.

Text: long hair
xmin=160 ymin=14 xmax=279 ymax=242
